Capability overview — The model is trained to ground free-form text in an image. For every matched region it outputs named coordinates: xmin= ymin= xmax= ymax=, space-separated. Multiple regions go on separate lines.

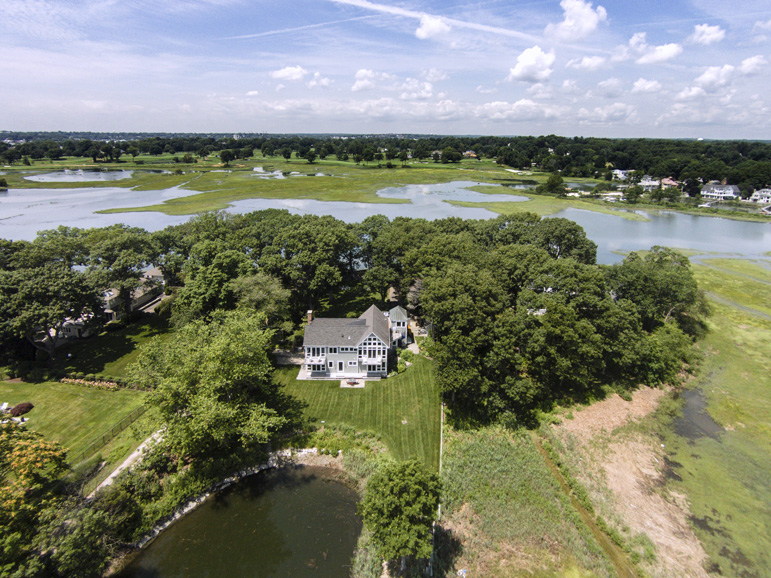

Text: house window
xmin=329 ymin=347 xmax=337 ymax=353
xmin=348 ymin=361 xmax=357 ymax=366
xmin=328 ymin=361 xmax=333 ymax=368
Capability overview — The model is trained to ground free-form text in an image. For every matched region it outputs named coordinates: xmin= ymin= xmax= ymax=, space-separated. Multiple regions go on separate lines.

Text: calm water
xmin=118 ymin=466 xmax=361 ymax=578
xmin=24 ymin=169 xmax=134 ymax=182
xmin=1 ymin=178 xmax=770 ymax=263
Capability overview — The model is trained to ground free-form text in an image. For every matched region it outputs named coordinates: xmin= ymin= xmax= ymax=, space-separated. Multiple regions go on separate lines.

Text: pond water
xmin=674 ymin=389 xmax=724 ymax=441
xmin=1 ymin=179 xmax=769 ymax=264
xmin=24 ymin=169 xmax=134 ymax=182
xmin=118 ymin=466 xmax=361 ymax=578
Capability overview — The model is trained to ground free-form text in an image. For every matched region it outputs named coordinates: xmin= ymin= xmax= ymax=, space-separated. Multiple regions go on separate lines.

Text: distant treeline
xmin=3 ymin=132 xmax=771 ymax=191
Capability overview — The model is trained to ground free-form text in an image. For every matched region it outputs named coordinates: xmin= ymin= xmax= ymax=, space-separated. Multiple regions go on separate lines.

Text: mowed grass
xmin=54 ymin=315 xmax=173 ymax=380
xmin=695 ymin=260 xmax=771 ymax=318
xmin=644 ymin=261 xmax=771 ymax=578
xmin=278 ymin=355 xmax=441 ymax=470
xmin=0 ymin=380 xmax=146 ymax=460
xmin=440 ymin=427 xmax=615 ymax=578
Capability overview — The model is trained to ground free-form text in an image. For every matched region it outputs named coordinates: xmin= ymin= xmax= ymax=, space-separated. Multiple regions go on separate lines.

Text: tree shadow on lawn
xmin=55 ymin=314 xmax=170 ymax=377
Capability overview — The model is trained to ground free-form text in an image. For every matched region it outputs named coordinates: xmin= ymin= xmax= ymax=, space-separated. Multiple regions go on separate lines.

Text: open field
xmin=0 ymin=379 xmax=146 ymax=460
xmin=547 ymin=259 xmax=771 ymax=578
xmin=278 ymin=355 xmax=441 ymax=470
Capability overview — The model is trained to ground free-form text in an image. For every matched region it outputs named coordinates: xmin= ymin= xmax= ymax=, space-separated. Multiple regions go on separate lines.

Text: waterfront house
xmin=749 ymin=189 xmax=771 ymax=203
xmin=302 ymin=305 xmax=391 ymax=379
xmin=700 ymin=183 xmax=740 ymax=200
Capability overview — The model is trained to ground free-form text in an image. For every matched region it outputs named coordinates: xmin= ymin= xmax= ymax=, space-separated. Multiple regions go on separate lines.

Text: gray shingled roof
xmin=303 ymin=305 xmax=390 ymax=347
xmin=389 ymin=305 xmax=409 ymax=322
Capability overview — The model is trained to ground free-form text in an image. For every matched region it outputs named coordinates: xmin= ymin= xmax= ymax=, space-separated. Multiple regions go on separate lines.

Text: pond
xmin=0 ymin=180 xmax=769 ymax=264
xmin=118 ymin=466 xmax=361 ymax=578
xmin=24 ymin=169 xmax=135 ymax=182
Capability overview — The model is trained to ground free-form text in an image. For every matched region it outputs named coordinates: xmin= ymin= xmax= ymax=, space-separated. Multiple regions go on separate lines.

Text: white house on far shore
xmin=700 ymin=183 xmax=740 ymax=200
xmin=749 ymin=189 xmax=771 ymax=203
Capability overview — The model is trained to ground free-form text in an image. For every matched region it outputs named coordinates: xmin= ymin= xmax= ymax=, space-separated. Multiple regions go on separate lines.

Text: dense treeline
xmin=2 ymin=210 xmax=707 ymax=420
xmin=2 ymin=133 xmax=771 ymax=191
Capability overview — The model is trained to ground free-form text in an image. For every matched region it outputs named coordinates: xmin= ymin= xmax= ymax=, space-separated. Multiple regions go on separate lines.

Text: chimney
xmin=307 ymin=310 xmax=313 ymax=325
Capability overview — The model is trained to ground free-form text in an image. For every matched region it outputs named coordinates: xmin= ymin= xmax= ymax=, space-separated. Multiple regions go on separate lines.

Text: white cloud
xmin=752 ymin=19 xmax=771 ymax=33
xmin=578 ymin=102 xmax=637 ymax=123
xmin=307 ymin=72 xmax=332 ymax=88
xmin=688 ymin=24 xmax=725 ymax=45
xmin=596 ymin=77 xmax=624 ymax=98
xmin=695 ymin=65 xmax=734 ymax=91
xmin=566 ymin=55 xmax=606 ymax=70
xmin=400 ymin=78 xmax=433 ymax=100
xmin=270 ymin=65 xmax=308 ymax=81
xmin=545 ymin=0 xmax=607 ymax=42
xmin=507 ymin=46 xmax=555 ymax=83
xmin=476 ymin=85 xmax=497 ymax=94
xmin=676 ymin=86 xmax=705 ymax=100
xmin=350 ymin=69 xmax=394 ymax=92
xmin=415 ymin=15 xmax=451 ymax=39
xmin=628 ymin=32 xmax=682 ymax=64
xmin=275 ymin=84 xmax=286 ymax=92
xmin=246 ymin=90 xmax=260 ymax=96
xmin=527 ymin=83 xmax=553 ymax=99
xmin=631 ymin=78 xmax=661 ymax=93
xmin=474 ymin=99 xmax=565 ymax=121
xmin=422 ymin=68 xmax=448 ymax=82
xmin=739 ymin=55 xmax=767 ymax=75
xmin=562 ymin=79 xmax=580 ymax=93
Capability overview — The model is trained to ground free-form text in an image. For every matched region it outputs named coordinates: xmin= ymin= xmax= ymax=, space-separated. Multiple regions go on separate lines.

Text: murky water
xmin=118 ymin=466 xmax=361 ymax=578
xmin=24 ymin=169 xmax=134 ymax=182
xmin=674 ymin=389 xmax=724 ymax=441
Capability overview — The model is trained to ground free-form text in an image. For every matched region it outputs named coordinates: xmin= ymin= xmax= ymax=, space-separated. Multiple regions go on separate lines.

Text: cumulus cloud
xmin=351 ymin=69 xmax=375 ymax=92
xmin=739 ymin=55 xmax=767 ymax=75
xmin=474 ymin=99 xmax=565 ymax=121
xmin=476 ymin=85 xmax=497 ymax=94
xmin=628 ymin=32 xmax=682 ymax=64
xmin=562 ymin=79 xmax=581 ymax=93
xmin=566 ymin=55 xmax=605 ymax=70
xmin=545 ymin=0 xmax=607 ymax=42
xmin=578 ymin=102 xmax=637 ymax=123
xmin=527 ymin=83 xmax=553 ymax=99
xmin=688 ymin=24 xmax=725 ymax=45
xmin=596 ymin=77 xmax=624 ymax=98
xmin=307 ymin=72 xmax=332 ymax=88
xmin=415 ymin=15 xmax=450 ymax=39
xmin=400 ymin=78 xmax=433 ymax=100
xmin=695 ymin=65 xmax=734 ymax=91
xmin=676 ymin=86 xmax=705 ymax=100
xmin=631 ymin=78 xmax=661 ymax=93
xmin=507 ymin=46 xmax=556 ymax=83
xmin=270 ymin=65 xmax=308 ymax=81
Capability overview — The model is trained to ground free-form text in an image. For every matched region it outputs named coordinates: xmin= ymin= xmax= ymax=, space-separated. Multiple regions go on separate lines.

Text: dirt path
xmin=552 ymin=388 xmax=713 ymax=578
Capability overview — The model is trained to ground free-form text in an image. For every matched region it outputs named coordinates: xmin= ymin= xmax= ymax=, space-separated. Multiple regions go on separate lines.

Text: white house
xmin=302 ymin=305 xmax=391 ymax=379
xmin=639 ymin=175 xmax=660 ymax=192
xmin=700 ymin=183 xmax=740 ymax=200
xmin=389 ymin=305 xmax=409 ymax=346
xmin=749 ymin=189 xmax=771 ymax=203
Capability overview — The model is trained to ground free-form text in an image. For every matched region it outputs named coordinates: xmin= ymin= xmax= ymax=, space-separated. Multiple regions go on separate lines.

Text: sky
xmin=2 ymin=0 xmax=771 ymax=138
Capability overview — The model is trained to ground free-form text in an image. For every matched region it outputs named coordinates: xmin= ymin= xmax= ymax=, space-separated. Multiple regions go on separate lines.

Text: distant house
xmin=639 ymin=175 xmax=660 ymax=192
xmin=389 ymin=305 xmax=409 ymax=346
xmin=749 ymin=188 xmax=771 ymax=203
xmin=661 ymin=177 xmax=679 ymax=189
xmin=612 ymin=169 xmax=629 ymax=181
xmin=302 ymin=305 xmax=391 ymax=379
xmin=700 ymin=183 xmax=740 ymax=200
xmin=143 ymin=266 xmax=164 ymax=284
xmin=103 ymin=282 xmax=162 ymax=321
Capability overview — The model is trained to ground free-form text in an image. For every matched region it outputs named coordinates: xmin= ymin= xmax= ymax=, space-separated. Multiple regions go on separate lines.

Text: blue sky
xmin=2 ymin=0 xmax=770 ymax=138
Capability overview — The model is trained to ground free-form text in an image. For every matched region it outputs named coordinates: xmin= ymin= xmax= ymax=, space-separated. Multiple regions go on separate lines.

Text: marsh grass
xmin=440 ymin=426 xmax=615 ymax=578
xmin=278 ymin=355 xmax=440 ymax=469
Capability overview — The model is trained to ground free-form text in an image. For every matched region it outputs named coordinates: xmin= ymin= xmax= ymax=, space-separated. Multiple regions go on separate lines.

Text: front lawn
xmin=278 ymin=355 xmax=441 ymax=470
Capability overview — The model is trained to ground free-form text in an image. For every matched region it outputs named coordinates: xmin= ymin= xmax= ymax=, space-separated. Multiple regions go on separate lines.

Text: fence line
xmin=72 ymin=404 xmax=148 ymax=464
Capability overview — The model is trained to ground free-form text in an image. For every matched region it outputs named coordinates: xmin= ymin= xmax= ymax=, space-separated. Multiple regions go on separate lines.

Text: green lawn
xmin=0 ymin=380 xmax=147 ymax=460
xmin=54 ymin=315 xmax=173 ymax=380
xmin=278 ymin=355 xmax=441 ymax=470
